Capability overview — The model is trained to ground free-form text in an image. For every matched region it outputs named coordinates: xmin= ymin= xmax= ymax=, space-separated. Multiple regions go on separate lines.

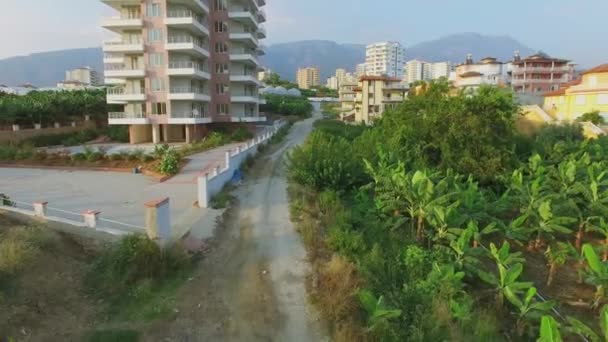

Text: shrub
xmin=260 ymin=94 xmax=313 ymax=117
xmin=109 ymin=153 xmax=123 ymax=161
xmin=86 ymin=152 xmax=104 ymax=163
xmin=0 ymin=226 xmax=54 ymax=275
xmin=157 ymin=148 xmax=181 ymax=175
xmin=106 ymin=126 xmax=130 ymax=143
xmin=577 ymin=110 xmax=605 ymax=125
xmin=0 ymin=145 xmax=18 ymax=160
xmin=230 ymin=126 xmax=254 ymax=142
xmin=71 ymin=153 xmax=86 ymax=162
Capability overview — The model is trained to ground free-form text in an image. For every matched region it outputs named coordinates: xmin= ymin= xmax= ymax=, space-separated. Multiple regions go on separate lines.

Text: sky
xmin=0 ymin=0 xmax=606 ymax=66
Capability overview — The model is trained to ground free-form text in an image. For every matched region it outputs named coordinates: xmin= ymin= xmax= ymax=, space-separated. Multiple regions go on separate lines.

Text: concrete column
xmin=197 ymin=175 xmax=209 ymax=208
xmin=152 ymin=124 xmax=161 ymax=144
xmin=34 ymin=124 xmax=42 ymax=130
xmin=145 ymin=198 xmax=171 ymax=245
xmin=83 ymin=210 xmax=100 ymax=228
xmin=162 ymin=125 xmax=169 ymax=143
xmin=54 ymin=122 xmax=61 ymax=128
xmin=185 ymin=125 xmax=193 ymax=144
xmin=33 ymin=202 xmax=48 ymax=217
xmin=236 ymin=146 xmax=241 ymax=154
xmin=85 ymin=115 xmax=91 ymax=121
xmin=225 ymin=151 xmax=231 ymax=169
xmin=71 ymin=122 xmax=76 ymax=127
xmin=213 ymin=166 xmax=220 ymax=177
xmin=12 ymin=124 xmax=19 ymax=131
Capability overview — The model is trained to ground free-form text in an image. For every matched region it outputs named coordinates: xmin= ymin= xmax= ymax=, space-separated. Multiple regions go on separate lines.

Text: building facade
xmin=365 ymin=42 xmax=405 ymax=78
xmin=64 ymin=66 xmax=100 ymax=86
xmin=338 ymin=80 xmax=358 ymax=113
xmin=296 ymin=66 xmax=320 ymax=89
xmin=543 ymin=64 xmax=608 ymax=122
xmin=355 ymin=63 xmax=367 ymax=77
xmin=404 ymin=59 xmax=431 ymax=84
xmin=101 ymin=0 xmax=267 ymax=144
xmin=326 ymin=76 xmax=338 ymax=90
xmin=430 ymin=62 xmax=453 ymax=80
xmin=352 ymin=76 xmax=408 ymax=124
xmin=511 ymin=52 xmax=575 ymax=94
xmin=453 ymin=54 xmax=510 ymax=90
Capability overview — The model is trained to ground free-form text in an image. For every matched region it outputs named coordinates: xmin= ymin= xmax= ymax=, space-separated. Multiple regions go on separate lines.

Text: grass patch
xmin=209 ymin=184 xmax=236 ymax=209
xmin=86 ymin=329 xmax=140 ymax=342
xmin=85 ymin=234 xmax=193 ymax=322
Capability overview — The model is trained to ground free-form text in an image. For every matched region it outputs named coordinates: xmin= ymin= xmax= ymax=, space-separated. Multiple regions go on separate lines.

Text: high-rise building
xmin=511 ymin=52 xmax=575 ymax=95
xmin=430 ymin=62 xmax=453 ymax=80
xmin=101 ymin=0 xmax=267 ymax=144
xmin=326 ymin=76 xmax=339 ymax=90
xmin=64 ymin=66 xmax=100 ymax=86
xmin=355 ymin=63 xmax=367 ymax=77
xmin=365 ymin=41 xmax=406 ymax=78
xmin=404 ymin=59 xmax=431 ymax=84
xmin=296 ymin=67 xmax=320 ymax=89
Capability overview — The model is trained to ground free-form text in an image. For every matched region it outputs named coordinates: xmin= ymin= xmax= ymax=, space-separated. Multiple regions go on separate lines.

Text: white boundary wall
xmin=197 ymin=121 xmax=286 ymax=208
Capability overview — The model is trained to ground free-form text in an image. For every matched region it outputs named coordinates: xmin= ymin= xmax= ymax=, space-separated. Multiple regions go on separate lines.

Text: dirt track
xmin=144 ymin=108 xmax=327 ymax=341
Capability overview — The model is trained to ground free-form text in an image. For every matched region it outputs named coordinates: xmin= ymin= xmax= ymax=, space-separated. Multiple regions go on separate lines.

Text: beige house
xmin=349 ymin=76 xmax=408 ymax=124
xmin=338 ymin=80 xmax=358 ymax=113
xmin=296 ymin=66 xmax=320 ymax=89
xmin=101 ymin=0 xmax=267 ymax=144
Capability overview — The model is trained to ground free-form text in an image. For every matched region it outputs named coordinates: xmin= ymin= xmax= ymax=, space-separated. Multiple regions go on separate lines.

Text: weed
xmin=210 ymin=185 xmax=235 ymax=209
xmin=86 ymin=329 xmax=140 ymax=342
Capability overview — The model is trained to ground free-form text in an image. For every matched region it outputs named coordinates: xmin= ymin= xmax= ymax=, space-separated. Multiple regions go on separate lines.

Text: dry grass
xmin=0 ymin=225 xmax=55 ymax=275
xmin=314 ymin=255 xmax=362 ymax=324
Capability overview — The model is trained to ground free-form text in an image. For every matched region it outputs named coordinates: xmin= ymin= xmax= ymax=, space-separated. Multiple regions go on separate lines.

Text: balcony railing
xmin=104 ymin=63 xmax=144 ymax=71
xmin=170 ymin=86 xmax=207 ymax=94
xmin=167 ymin=36 xmax=208 ymax=49
xmin=109 ymin=112 xmax=145 ymax=119
xmin=172 ymin=111 xmax=208 ymax=118
xmin=168 ymin=61 xmax=209 ymax=72
xmin=167 ymin=9 xmax=207 ymax=26
xmin=512 ymin=66 xmax=571 ymax=73
xmin=106 ymin=88 xmax=145 ymax=95
xmin=104 ymin=39 xmax=142 ymax=45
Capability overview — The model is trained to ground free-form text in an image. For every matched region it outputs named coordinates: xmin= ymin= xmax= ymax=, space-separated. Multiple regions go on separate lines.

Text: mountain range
xmin=0 ymin=33 xmax=537 ymax=86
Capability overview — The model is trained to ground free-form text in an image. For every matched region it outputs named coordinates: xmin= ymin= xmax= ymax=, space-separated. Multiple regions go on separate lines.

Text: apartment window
xmin=151 ymin=78 xmax=165 ymax=92
xmin=147 ymin=3 xmax=162 ymax=17
xmin=216 ymin=83 xmax=229 ymax=94
xmin=217 ymin=103 xmax=229 ymax=115
xmin=214 ymin=0 xmax=227 ymax=10
xmin=149 ymin=53 xmax=164 ymax=67
xmin=214 ymin=21 xmax=228 ymax=33
xmin=148 ymin=29 xmax=163 ymax=43
xmin=215 ymin=42 xmax=228 ymax=53
xmin=575 ymin=95 xmax=586 ymax=105
xmin=151 ymin=102 xmax=167 ymax=115
xmin=598 ymin=94 xmax=608 ymax=105
xmin=215 ymin=63 xmax=229 ymax=74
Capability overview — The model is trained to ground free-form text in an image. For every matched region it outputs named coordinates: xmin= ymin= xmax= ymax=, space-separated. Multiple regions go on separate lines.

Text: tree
xmin=577 ymin=110 xmax=605 ymax=125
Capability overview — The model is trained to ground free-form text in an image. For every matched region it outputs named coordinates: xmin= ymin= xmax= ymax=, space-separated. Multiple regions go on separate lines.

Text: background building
xmin=404 ymin=59 xmax=431 ymax=84
xmin=101 ymin=0 xmax=267 ymax=144
xmin=453 ymin=54 xmax=510 ymax=90
xmin=339 ymin=80 xmax=358 ymax=113
xmin=365 ymin=41 xmax=406 ymax=78
xmin=511 ymin=52 xmax=575 ymax=94
xmin=326 ymin=76 xmax=339 ymax=90
xmin=351 ymin=76 xmax=408 ymax=124
xmin=296 ymin=66 xmax=320 ymax=89
xmin=258 ymin=67 xmax=272 ymax=82
xmin=355 ymin=63 xmax=367 ymax=77
xmin=430 ymin=62 xmax=454 ymax=80
xmin=63 ymin=66 xmax=99 ymax=86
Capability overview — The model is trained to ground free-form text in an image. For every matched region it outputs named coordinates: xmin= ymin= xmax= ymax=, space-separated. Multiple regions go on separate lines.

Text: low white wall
xmin=197 ymin=121 xmax=285 ymax=208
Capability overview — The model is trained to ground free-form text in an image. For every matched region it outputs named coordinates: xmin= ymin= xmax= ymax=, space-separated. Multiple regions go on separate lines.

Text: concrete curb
xmin=0 ymin=163 xmax=168 ymax=182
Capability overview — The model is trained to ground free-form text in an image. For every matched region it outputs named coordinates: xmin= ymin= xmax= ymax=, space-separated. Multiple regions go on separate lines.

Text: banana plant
xmin=505 ymin=286 xmax=556 ymax=337
xmin=477 ymin=242 xmax=532 ymax=308
xmin=358 ymin=289 xmax=402 ymax=333
xmin=576 ymin=168 xmax=608 ymax=249
xmin=449 ymin=223 xmax=482 ymax=272
xmin=566 ymin=304 xmax=608 ymax=342
xmin=582 ymin=244 xmax=608 ymax=308
xmin=537 ymin=316 xmax=562 ymax=342
xmin=513 ymin=200 xmax=575 ymax=250
xmin=426 ymin=203 xmax=462 ymax=244
xmin=545 ymin=242 xmax=572 ymax=287
xmin=587 ymin=218 xmax=608 ymax=261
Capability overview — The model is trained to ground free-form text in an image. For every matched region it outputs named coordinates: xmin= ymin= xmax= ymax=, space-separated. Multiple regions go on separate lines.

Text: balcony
xmin=230 ymin=73 xmax=262 ymax=85
xmin=103 ymin=40 xmax=144 ymax=53
xmin=106 ymin=88 xmax=146 ymax=102
xmin=166 ymin=36 xmax=210 ymax=58
xmin=102 ymin=16 xmax=143 ymax=31
xmin=168 ymin=111 xmax=212 ymax=124
xmin=512 ymin=78 xmax=567 ymax=85
xmin=383 ymin=83 xmax=409 ymax=90
xmin=101 ymin=0 xmax=141 ymax=10
xmin=383 ymin=96 xmax=405 ymax=102
xmin=165 ymin=10 xmax=209 ymax=36
xmin=257 ymin=26 xmax=266 ymax=39
xmin=229 ymin=49 xmax=260 ymax=66
xmin=169 ymin=0 xmax=209 ymax=13
xmin=257 ymin=9 xmax=266 ymax=23
xmin=168 ymin=87 xmax=211 ymax=101
xmin=108 ymin=112 xmax=149 ymax=125
xmin=512 ymin=66 xmax=572 ymax=74
xmin=231 ymin=93 xmax=261 ymax=103
xmin=228 ymin=7 xmax=258 ymax=25
xmin=104 ymin=64 xmax=146 ymax=78
xmin=103 ymin=54 xmax=124 ymax=64
xmin=168 ymin=61 xmax=211 ymax=80
xmin=229 ymin=32 xmax=258 ymax=46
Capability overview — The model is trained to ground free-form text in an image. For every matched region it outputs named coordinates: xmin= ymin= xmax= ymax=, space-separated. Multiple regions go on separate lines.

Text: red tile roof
xmin=582 ymin=63 xmax=608 ymax=75
xmin=459 ymin=71 xmax=483 ymax=78
xmin=359 ymin=75 xmax=401 ymax=82
xmin=543 ymin=79 xmax=582 ymax=96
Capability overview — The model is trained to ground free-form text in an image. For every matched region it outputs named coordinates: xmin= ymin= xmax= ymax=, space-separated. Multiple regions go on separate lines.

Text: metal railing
xmin=168 ymin=61 xmax=209 ymax=72
xmin=172 ymin=111 xmax=208 ymax=118
xmin=109 ymin=112 xmax=146 ymax=119
xmin=104 ymin=39 xmax=143 ymax=45
xmin=107 ymin=88 xmax=146 ymax=95
xmin=170 ymin=86 xmax=208 ymax=94
xmin=167 ymin=9 xmax=208 ymax=26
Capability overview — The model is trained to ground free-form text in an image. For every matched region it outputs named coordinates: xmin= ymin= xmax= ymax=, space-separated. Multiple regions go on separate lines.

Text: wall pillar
xmin=71 ymin=122 xmax=76 ymax=127
xmin=162 ymin=125 xmax=169 ymax=143
xmin=213 ymin=165 xmax=220 ymax=177
xmin=144 ymin=198 xmax=171 ymax=246
xmin=33 ymin=201 xmax=48 ymax=217
xmin=225 ymin=151 xmax=231 ymax=169
xmin=54 ymin=122 xmax=61 ymax=128
xmin=83 ymin=210 xmax=100 ymax=228
xmin=185 ymin=124 xmax=193 ymax=143
xmin=152 ymin=124 xmax=161 ymax=144
xmin=197 ymin=175 xmax=209 ymax=208
xmin=34 ymin=124 xmax=42 ymax=130
xmin=85 ymin=115 xmax=91 ymax=121
xmin=12 ymin=124 xmax=19 ymax=131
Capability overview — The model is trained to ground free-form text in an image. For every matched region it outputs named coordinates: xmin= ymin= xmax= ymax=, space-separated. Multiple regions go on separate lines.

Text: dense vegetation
xmin=264 ymin=72 xmax=339 ymax=98
xmin=288 ymin=81 xmax=608 ymax=341
xmin=261 ymin=94 xmax=314 ymax=117
xmin=0 ymin=89 xmax=112 ymax=127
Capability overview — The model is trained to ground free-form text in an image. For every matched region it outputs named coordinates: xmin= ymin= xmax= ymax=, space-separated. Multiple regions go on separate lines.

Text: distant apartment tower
xmin=365 ymin=41 xmax=405 ymax=78
xmin=355 ymin=63 xmax=367 ymax=77
xmin=101 ymin=0 xmax=267 ymax=144
xmin=430 ymin=62 xmax=453 ymax=80
xmin=404 ymin=59 xmax=431 ymax=84
xmin=511 ymin=52 xmax=575 ymax=94
xmin=296 ymin=67 xmax=320 ymax=89
xmin=326 ymin=76 xmax=339 ymax=90
xmin=64 ymin=66 xmax=100 ymax=86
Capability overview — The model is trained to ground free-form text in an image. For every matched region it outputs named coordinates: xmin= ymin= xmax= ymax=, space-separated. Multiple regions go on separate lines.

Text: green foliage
xmin=358 ymin=290 xmax=402 ymax=333
xmin=157 ymin=148 xmax=181 ymax=175
xmin=106 ymin=125 xmax=130 ymax=143
xmin=538 ymin=316 xmax=562 ymax=342
xmin=261 ymin=94 xmax=313 ymax=117
xmin=230 ymin=125 xmax=254 ymax=141
xmin=87 ymin=329 xmax=140 ymax=342
xmin=577 ymin=110 xmax=605 ymax=125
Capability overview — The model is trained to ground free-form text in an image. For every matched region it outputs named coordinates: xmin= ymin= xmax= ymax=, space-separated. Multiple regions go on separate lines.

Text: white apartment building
xmin=64 ymin=66 xmax=100 ymax=86
xmin=365 ymin=42 xmax=405 ymax=78
xmin=453 ymin=54 xmax=510 ymax=90
xmin=404 ymin=59 xmax=431 ymax=84
xmin=101 ymin=0 xmax=267 ymax=144
xmin=326 ymin=76 xmax=339 ymax=90
xmin=356 ymin=63 xmax=367 ymax=77
xmin=430 ymin=62 xmax=453 ymax=80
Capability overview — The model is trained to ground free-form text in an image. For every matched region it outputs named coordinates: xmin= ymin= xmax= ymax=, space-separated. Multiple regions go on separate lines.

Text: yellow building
xmin=543 ymin=64 xmax=608 ymax=122
xmin=296 ymin=67 xmax=320 ymax=89
xmin=350 ymin=76 xmax=408 ymax=124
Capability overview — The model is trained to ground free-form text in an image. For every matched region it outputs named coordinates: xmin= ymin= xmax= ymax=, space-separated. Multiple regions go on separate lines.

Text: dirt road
xmin=144 ymin=108 xmax=327 ymax=341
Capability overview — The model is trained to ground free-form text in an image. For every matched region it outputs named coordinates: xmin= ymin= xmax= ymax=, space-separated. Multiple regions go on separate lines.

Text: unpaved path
xmin=144 ymin=108 xmax=327 ymax=341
